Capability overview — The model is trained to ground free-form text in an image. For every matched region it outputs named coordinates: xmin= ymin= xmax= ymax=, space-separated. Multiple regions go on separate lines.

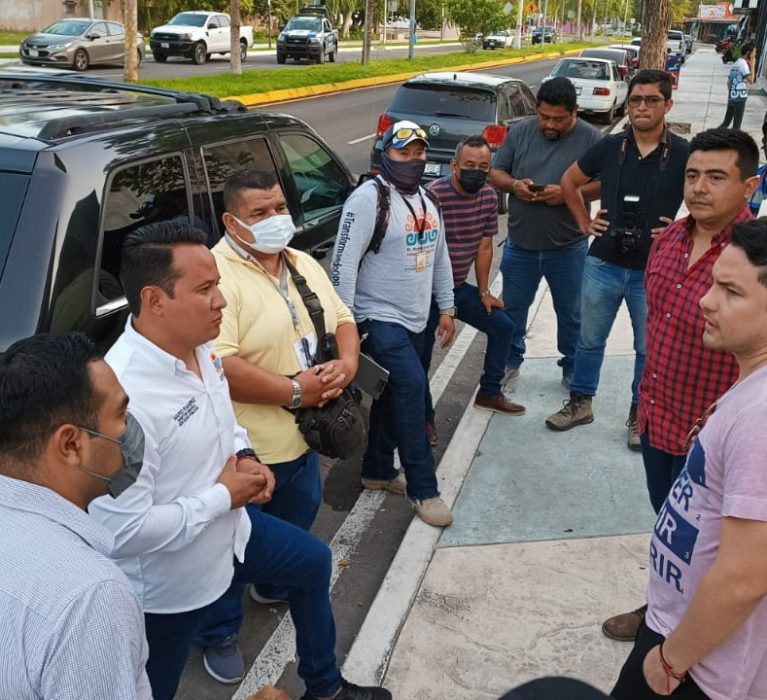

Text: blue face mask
xmin=79 ymin=412 xmax=145 ymax=498
xmin=231 ymin=214 xmax=296 ymax=255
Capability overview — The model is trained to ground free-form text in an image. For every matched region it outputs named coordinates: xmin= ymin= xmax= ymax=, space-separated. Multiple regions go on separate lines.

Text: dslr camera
xmin=607 ymin=195 xmax=641 ymax=256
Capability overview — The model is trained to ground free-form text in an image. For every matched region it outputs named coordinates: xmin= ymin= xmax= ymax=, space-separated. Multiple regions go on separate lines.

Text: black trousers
xmin=719 ymin=101 xmax=746 ymax=130
xmin=611 ymin=621 xmax=709 ymax=699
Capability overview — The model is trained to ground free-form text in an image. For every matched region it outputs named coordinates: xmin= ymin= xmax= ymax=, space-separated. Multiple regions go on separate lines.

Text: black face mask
xmin=381 ymin=152 xmax=426 ymax=194
xmin=457 ymin=168 xmax=488 ymax=195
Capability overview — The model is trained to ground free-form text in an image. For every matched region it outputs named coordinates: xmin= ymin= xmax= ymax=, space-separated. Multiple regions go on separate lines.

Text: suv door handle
xmin=311 ymin=242 xmax=334 ymax=259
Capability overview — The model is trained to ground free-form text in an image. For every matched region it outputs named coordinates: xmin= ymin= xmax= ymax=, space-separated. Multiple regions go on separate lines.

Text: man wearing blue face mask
xmin=0 ymin=332 xmax=151 ymax=699
xmin=331 ymin=120 xmax=456 ymax=528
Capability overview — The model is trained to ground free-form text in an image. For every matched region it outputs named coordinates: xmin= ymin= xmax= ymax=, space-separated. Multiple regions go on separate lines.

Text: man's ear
xmin=139 ymin=285 xmax=166 ymax=318
xmin=53 ymin=424 xmax=86 ymax=466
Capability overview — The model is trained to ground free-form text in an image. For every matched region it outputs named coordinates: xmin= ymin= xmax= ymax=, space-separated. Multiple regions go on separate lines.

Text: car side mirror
xmin=85 ymin=33 xmax=99 ymax=40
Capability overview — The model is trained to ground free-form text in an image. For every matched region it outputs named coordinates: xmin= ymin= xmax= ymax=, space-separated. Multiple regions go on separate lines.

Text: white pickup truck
xmin=150 ymin=11 xmax=254 ymax=65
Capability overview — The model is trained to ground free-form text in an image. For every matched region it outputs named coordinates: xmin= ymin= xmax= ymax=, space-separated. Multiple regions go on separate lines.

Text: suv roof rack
xmin=297 ymin=2 xmax=331 ymax=18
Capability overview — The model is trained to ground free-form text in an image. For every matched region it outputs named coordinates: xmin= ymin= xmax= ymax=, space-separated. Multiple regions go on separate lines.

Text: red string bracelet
xmin=659 ymin=642 xmax=687 ymax=694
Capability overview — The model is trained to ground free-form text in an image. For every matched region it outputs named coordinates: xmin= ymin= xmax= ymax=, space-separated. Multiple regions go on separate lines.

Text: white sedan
xmin=544 ymin=57 xmax=628 ymax=123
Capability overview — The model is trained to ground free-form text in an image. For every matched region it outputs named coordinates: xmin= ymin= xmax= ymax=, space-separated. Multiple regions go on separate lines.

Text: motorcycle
xmin=716 ymin=37 xmax=733 ymax=54
xmin=722 ymin=46 xmax=735 ymax=63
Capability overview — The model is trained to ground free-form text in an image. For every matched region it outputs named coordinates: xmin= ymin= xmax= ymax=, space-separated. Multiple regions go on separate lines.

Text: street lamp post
xmin=408 ymin=0 xmax=416 ymax=59
xmin=516 ymin=0 xmax=523 ymax=48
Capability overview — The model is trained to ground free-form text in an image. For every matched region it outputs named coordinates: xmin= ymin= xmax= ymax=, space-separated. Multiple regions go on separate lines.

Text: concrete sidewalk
xmin=340 ymin=46 xmax=767 ymax=699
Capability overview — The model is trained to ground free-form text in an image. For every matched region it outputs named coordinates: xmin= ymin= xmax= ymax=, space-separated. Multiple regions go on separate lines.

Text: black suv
xmin=369 ymin=71 xmax=537 ymax=212
xmin=0 ymin=73 xmax=354 ymax=351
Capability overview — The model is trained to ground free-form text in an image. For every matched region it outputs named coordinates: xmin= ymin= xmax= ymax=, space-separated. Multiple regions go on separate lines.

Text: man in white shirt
xmin=90 ymin=221 xmax=391 ymax=700
xmin=719 ymin=41 xmax=755 ymax=130
xmin=0 ymin=332 xmax=151 ymax=700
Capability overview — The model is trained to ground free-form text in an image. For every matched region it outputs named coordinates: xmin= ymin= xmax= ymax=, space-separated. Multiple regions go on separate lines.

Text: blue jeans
xmin=145 ymin=509 xmax=340 ymax=700
xmin=421 ymin=283 xmax=515 ymax=420
xmin=501 ymin=239 xmax=587 ymax=377
xmin=196 ymin=452 xmax=321 ymax=641
xmin=359 ymin=319 xmax=439 ymax=501
xmin=570 ymin=256 xmax=647 ymax=404
xmin=640 ymin=431 xmax=687 ymax=515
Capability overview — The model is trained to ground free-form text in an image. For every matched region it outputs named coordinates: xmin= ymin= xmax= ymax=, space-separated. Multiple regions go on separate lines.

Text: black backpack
xmin=362 ymin=176 xmax=442 ymax=258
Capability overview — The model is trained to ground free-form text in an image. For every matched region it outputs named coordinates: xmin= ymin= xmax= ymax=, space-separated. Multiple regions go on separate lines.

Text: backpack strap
xmin=364 ymin=177 xmax=391 ymax=257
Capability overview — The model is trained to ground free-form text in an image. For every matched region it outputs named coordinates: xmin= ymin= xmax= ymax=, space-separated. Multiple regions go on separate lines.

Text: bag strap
xmin=365 ymin=177 xmax=391 ymax=258
xmin=282 ymin=254 xmax=326 ymax=341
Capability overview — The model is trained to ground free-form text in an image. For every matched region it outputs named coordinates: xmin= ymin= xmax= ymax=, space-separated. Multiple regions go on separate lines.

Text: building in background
xmin=0 ymin=0 xmax=123 ymax=32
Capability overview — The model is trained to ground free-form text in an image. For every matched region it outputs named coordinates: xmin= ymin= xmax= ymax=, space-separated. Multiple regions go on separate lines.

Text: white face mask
xmin=231 ymin=214 xmax=296 ymax=255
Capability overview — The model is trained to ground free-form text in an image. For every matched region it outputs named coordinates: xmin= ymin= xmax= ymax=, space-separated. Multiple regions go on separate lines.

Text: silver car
xmin=20 ymin=18 xmax=144 ymax=71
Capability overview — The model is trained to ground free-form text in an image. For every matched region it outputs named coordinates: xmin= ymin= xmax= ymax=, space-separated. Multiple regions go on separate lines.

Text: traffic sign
xmin=526 ymin=2 xmax=538 ymax=13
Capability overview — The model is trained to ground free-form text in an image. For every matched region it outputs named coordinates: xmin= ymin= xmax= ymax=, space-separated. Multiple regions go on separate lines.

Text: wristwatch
xmin=439 ymin=307 xmax=457 ymax=318
xmin=287 ymin=379 xmax=303 ymax=409
xmin=479 ymin=289 xmax=491 ymax=298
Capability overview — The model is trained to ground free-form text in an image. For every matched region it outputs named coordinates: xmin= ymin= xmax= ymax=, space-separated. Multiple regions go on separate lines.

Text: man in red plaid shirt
xmin=602 ymin=128 xmax=760 ymax=643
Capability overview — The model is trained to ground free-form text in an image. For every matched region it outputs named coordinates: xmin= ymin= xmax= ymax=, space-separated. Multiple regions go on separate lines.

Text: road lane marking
xmin=347 ymin=132 xmax=377 ymax=144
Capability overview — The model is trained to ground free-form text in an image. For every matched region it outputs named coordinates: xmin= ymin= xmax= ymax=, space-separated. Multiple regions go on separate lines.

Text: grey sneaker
xmin=361 ymin=472 xmax=406 ymax=495
xmin=203 ymin=634 xmax=245 ymax=684
xmin=545 ymin=393 xmax=594 ymax=431
xmin=411 ymin=496 xmax=453 ymax=527
xmin=626 ymin=404 xmax=641 ymax=451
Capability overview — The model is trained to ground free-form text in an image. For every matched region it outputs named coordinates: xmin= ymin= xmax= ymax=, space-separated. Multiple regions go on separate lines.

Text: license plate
xmin=161 ymin=42 xmax=169 ymax=48
xmin=29 ymin=49 xmax=39 ymax=57
xmin=424 ymin=162 xmax=441 ymax=176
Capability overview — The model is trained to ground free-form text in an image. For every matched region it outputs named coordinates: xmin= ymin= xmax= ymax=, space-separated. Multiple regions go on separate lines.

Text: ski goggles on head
xmin=383 ymin=124 xmax=429 ymax=150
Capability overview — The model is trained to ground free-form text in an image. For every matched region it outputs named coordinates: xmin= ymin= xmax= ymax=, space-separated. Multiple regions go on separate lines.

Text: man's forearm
xmin=579 ymin=180 xmax=601 ymax=203
xmin=474 ymin=245 xmax=493 ymax=293
xmin=562 ymin=179 xmax=591 ymax=230
xmin=490 ymin=168 xmax=516 ymax=194
xmin=222 ymin=355 xmax=292 ymax=406
xmin=335 ymin=321 xmax=360 ymax=378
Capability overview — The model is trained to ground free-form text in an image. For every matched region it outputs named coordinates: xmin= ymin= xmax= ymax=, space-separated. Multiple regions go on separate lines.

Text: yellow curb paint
xmin=224 ymin=48 xmax=583 ymax=106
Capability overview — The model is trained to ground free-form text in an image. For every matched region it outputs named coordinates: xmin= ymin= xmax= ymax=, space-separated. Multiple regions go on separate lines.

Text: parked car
xmin=19 ymin=18 xmax=144 ymax=71
xmin=277 ymin=5 xmax=339 ymax=64
xmin=0 ymin=71 xmax=355 ymax=352
xmin=667 ymin=29 xmax=686 ymax=61
xmin=579 ymin=47 xmax=635 ymax=80
xmin=603 ymin=27 xmax=616 ymax=37
xmin=630 ymin=37 xmax=642 ymax=47
xmin=369 ymin=72 xmax=538 ymax=212
xmin=150 ymin=11 xmax=253 ymax=64
xmin=483 ymin=30 xmax=515 ymax=49
xmin=608 ymin=43 xmax=640 ymax=69
xmin=683 ymin=34 xmax=693 ymax=53
xmin=545 ymin=57 xmax=628 ymax=123
xmin=532 ymin=26 xmax=558 ymax=44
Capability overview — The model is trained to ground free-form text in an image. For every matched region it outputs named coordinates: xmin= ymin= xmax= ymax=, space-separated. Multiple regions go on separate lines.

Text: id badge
xmin=293 ymin=332 xmax=317 ymax=371
xmin=415 ymin=252 xmax=427 ymax=272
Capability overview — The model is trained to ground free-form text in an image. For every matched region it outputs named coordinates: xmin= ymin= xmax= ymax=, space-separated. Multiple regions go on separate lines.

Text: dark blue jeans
xmin=501 ymin=239 xmax=587 ymax=378
xmin=196 ymin=451 xmax=321 ymax=639
xmin=359 ymin=319 xmax=439 ymax=501
xmin=640 ymin=431 xmax=687 ymax=514
xmin=143 ymin=507 xmax=340 ymax=700
xmin=569 ymin=256 xmax=647 ymax=405
xmin=421 ymin=283 xmax=515 ymax=420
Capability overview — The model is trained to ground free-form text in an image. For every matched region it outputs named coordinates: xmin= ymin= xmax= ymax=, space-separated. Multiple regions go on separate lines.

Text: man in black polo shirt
xmin=545 ymin=70 xmax=689 ymax=450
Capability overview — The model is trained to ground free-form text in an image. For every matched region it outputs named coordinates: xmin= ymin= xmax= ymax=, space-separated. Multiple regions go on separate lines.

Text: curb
xmin=224 ymin=47 xmax=583 ymax=107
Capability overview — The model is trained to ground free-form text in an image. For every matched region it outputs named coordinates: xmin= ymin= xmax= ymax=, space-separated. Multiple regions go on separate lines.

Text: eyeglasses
xmin=392 ymin=127 xmax=427 ymax=141
xmin=627 ymin=95 xmax=666 ymax=108
xmin=683 ymin=400 xmax=717 ymax=453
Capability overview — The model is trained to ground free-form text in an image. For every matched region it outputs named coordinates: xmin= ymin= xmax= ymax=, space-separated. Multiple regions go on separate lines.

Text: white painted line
xmin=347 ymin=132 xmax=377 ymax=145
xmin=231 ymin=273 xmax=505 ymax=698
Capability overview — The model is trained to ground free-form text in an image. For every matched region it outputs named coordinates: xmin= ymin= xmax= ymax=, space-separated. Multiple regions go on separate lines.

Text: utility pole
xmin=577 ymin=0 xmax=582 ymax=39
xmin=123 ymin=0 xmax=138 ymax=82
xmin=516 ymin=0 xmax=524 ymax=47
xmin=408 ymin=0 xmax=416 ymax=59
xmin=361 ymin=0 xmax=371 ymax=66
xmin=88 ymin=0 xmax=95 ymax=17
xmin=267 ymin=0 xmax=273 ymax=48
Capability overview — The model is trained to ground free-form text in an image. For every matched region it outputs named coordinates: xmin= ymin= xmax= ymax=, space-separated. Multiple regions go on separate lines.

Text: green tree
xmin=445 ymin=0 xmax=506 ymax=51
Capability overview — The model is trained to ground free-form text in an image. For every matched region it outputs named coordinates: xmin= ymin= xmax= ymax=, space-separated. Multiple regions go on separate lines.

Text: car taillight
xmin=376 ymin=113 xmax=393 ymax=137
xmin=633 ymin=58 xmax=639 ymax=67
xmin=593 ymin=87 xmax=611 ymax=96
xmin=483 ymin=124 xmax=508 ymax=150
xmin=619 ymin=66 xmax=628 ymax=79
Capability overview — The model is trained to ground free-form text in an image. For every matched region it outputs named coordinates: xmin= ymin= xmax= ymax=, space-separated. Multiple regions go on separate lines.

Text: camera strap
xmin=282 ymin=254 xmax=327 ymax=345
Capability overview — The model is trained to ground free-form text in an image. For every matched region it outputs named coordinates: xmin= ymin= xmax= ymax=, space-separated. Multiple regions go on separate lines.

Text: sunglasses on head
xmin=392 ymin=127 xmax=427 ymax=142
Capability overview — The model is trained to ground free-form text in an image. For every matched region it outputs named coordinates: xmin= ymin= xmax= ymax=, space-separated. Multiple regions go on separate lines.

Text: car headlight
xmin=48 ymin=41 xmax=73 ymax=51
xmin=179 ymin=33 xmax=192 ymax=41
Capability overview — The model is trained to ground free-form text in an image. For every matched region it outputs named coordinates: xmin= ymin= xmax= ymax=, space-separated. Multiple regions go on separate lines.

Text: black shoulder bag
xmin=283 ymin=256 xmax=366 ymax=460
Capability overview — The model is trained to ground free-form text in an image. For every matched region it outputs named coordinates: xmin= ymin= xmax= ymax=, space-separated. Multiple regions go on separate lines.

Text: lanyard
xmin=398 ymin=190 xmax=428 ymax=240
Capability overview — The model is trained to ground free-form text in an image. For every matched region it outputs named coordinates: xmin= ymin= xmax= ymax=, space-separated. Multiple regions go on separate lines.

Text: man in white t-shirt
xmin=719 ymin=42 xmax=755 ymax=130
xmin=611 ymin=219 xmax=767 ymax=699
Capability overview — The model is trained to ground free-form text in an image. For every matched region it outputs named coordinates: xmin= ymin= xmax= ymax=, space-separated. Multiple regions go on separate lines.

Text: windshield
xmin=553 ymin=60 xmax=609 ymax=80
xmin=40 ymin=20 xmax=91 ymax=36
xmin=285 ymin=18 xmax=322 ymax=31
xmin=168 ymin=13 xmax=208 ymax=27
xmin=392 ymin=85 xmax=496 ymax=121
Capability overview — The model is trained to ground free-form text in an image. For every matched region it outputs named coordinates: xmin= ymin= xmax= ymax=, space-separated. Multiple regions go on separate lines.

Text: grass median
xmin=141 ymin=41 xmax=596 ymax=99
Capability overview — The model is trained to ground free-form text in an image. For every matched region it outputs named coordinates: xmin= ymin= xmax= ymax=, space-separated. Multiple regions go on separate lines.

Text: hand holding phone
xmin=529 ymin=184 xmax=547 ymax=192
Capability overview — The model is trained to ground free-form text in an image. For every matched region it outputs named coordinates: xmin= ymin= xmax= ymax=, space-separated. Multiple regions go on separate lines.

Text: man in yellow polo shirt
xmin=195 ymin=169 xmax=360 ymax=685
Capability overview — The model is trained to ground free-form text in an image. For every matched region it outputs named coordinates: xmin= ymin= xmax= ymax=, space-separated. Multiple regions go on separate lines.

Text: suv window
xmin=391 ymin=85 xmax=496 ymax=121
xmin=201 ymin=137 xmax=277 ymax=237
xmin=505 ymin=84 xmax=531 ymax=118
xmin=208 ymin=16 xmax=220 ymax=28
xmin=218 ymin=15 xmax=230 ymax=28
xmin=278 ymin=133 xmax=349 ymax=222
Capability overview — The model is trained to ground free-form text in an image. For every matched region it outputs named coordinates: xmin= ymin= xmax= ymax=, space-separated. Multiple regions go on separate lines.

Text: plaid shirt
xmin=638 ymin=208 xmax=752 ymax=455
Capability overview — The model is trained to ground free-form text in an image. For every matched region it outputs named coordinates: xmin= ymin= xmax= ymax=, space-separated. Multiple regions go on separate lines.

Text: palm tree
xmin=231 ymin=0 xmax=243 ymax=75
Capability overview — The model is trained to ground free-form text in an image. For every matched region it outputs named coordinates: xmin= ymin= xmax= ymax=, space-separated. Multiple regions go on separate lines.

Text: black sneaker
xmin=301 ymin=678 xmax=393 ymax=700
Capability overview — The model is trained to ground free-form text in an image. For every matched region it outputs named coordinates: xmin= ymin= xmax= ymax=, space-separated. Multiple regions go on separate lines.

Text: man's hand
xmin=583 ymin=208 xmax=610 ymax=237
xmin=236 ymin=458 xmax=275 ymax=505
xmin=295 ymin=366 xmax=342 ymax=408
xmin=642 ymin=645 xmax=682 ymax=696
xmin=217 ymin=456 xmax=269 ymax=509
xmin=315 ymin=358 xmax=355 ymax=396
xmin=437 ymin=315 xmax=456 ymax=349
xmin=537 ymin=184 xmax=565 ymax=206
xmin=651 ymin=216 xmax=674 ymax=238
xmin=512 ymin=178 xmax=539 ymax=203
xmin=481 ymin=293 xmax=504 ymax=316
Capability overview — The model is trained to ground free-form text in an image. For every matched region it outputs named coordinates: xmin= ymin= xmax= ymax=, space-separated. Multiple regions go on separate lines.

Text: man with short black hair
xmin=89 ymin=221 xmax=390 ymax=700
xmin=612 ymin=219 xmax=767 ymax=700
xmin=0 ymin=332 xmax=151 ymax=699
xmin=421 ymin=135 xmax=523 ymax=441
xmin=490 ymin=77 xmax=603 ymax=389
xmin=546 ymin=70 xmax=688 ymax=450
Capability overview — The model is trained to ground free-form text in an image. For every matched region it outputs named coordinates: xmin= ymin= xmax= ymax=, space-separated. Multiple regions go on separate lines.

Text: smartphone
xmin=529 ymin=184 xmax=547 ymax=192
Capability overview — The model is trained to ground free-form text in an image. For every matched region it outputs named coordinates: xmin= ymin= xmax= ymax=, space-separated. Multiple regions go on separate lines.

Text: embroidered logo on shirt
xmin=210 ymin=353 xmax=226 ymax=382
xmin=173 ymin=397 xmax=199 ymax=426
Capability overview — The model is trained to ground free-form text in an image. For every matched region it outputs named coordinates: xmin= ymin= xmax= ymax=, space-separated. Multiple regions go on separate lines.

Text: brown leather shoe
xmin=425 ymin=419 xmax=438 ymax=446
xmin=474 ymin=393 xmax=526 ymax=416
xmin=601 ymin=604 xmax=647 ymax=642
